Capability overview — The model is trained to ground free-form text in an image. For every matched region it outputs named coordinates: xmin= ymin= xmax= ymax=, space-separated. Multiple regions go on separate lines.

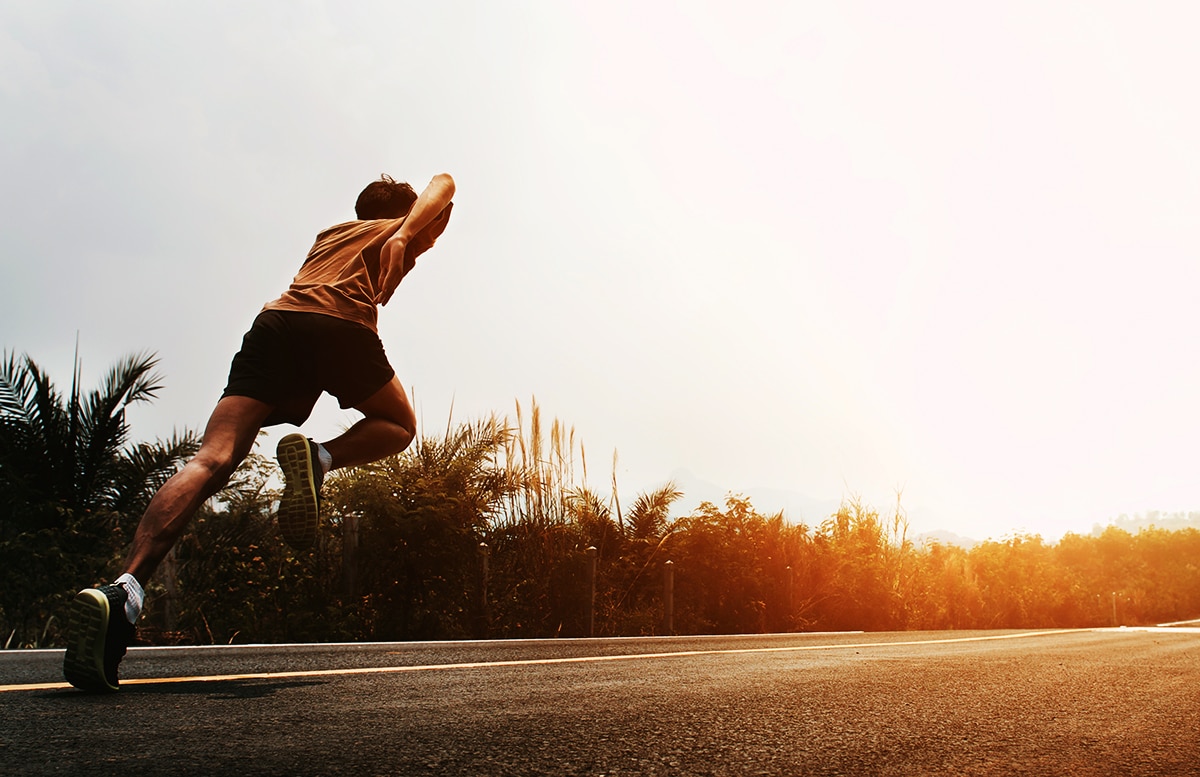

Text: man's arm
xmin=377 ymin=173 xmax=455 ymax=302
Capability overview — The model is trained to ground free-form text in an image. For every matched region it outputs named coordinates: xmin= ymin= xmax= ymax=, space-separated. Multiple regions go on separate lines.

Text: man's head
xmin=355 ymin=174 xmax=417 ymax=220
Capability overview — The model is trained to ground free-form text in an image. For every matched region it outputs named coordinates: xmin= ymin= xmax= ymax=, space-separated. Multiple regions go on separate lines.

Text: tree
xmin=0 ymin=350 xmax=197 ymax=647
xmin=666 ymin=496 xmax=781 ymax=635
xmin=324 ymin=417 xmax=509 ymax=640
xmin=597 ymin=483 xmax=683 ymax=635
xmin=805 ymin=499 xmax=912 ymax=631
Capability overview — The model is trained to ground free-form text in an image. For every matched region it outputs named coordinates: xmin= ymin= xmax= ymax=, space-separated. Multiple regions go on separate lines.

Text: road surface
xmin=1 ymin=628 xmax=1196 ymax=775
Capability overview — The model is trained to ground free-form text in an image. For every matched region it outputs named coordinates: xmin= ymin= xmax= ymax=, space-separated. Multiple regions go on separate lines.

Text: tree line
xmin=3 ymin=351 xmax=1198 ymax=648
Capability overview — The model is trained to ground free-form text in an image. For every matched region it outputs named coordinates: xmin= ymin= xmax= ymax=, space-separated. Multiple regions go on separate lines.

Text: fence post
xmin=343 ymin=512 xmax=359 ymax=599
xmin=786 ymin=565 xmax=793 ymax=630
xmin=478 ymin=542 xmax=491 ymax=638
xmin=161 ymin=547 xmax=179 ymax=632
xmin=586 ymin=546 xmax=598 ymax=637
xmin=663 ymin=560 xmax=674 ymax=635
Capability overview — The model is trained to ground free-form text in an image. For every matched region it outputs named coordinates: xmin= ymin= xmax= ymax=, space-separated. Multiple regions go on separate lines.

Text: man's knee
xmin=374 ymin=411 xmax=415 ymax=456
xmin=392 ymin=401 xmax=417 ymax=438
xmin=190 ymin=395 xmax=272 ymax=490
xmin=356 ymin=376 xmax=416 ymax=434
xmin=190 ymin=448 xmax=240 ymax=491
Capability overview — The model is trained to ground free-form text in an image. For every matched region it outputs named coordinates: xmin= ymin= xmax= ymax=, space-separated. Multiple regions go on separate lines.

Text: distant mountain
xmin=914 ymin=529 xmax=979 ymax=549
xmin=663 ymin=469 xmax=845 ymax=526
xmin=1092 ymin=511 xmax=1200 ymax=537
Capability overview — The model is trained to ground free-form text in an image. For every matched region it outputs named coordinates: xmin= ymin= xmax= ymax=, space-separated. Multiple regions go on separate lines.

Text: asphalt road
xmin=1 ymin=628 xmax=1196 ymax=776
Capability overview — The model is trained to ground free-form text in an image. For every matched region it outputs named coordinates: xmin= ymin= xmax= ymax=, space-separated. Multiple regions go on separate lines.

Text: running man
xmin=63 ymin=172 xmax=456 ymax=691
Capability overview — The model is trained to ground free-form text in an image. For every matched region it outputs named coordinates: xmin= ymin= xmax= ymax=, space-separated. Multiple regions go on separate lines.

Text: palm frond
xmin=76 ymin=352 xmax=164 ymax=512
xmin=564 ymin=486 xmax=611 ymax=524
xmin=18 ymin=357 xmax=73 ymax=505
xmin=0 ymin=351 xmax=36 ymax=421
xmin=108 ymin=430 xmax=201 ymax=516
xmin=0 ymin=349 xmax=181 ymax=519
xmin=627 ymin=481 xmax=684 ymax=541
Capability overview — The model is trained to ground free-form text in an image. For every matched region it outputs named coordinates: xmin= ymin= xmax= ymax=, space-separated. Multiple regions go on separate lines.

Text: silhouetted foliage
xmin=7 ymin=366 xmax=1200 ymax=647
xmin=0 ymin=351 xmax=196 ymax=647
xmin=164 ymin=449 xmax=356 ymax=645
xmin=323 ymin=418 xmax=508 ymax=640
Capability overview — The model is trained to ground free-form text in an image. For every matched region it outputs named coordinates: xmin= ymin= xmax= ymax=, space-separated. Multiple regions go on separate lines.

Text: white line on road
xmin=1104 ymin=626 xmax=1200 ymax=634
xmin=0 ymin=630 xmax=1084 ymax=694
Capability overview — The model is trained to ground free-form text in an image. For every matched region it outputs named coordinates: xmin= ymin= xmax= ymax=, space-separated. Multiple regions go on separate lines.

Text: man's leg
xmin=276 ymin=376 xmax=415 ymax=551
xmin=123 ymin=395 xmax=274 ymax=583
xmin=66 ymin=394 xmax=272 ymax=691
xmin=322 ymin=375 xmax=417 ymax=469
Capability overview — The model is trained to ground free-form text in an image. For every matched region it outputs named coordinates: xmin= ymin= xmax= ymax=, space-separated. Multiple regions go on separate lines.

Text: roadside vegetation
xmin=3 ymin=351 xmax=1199 ymax=647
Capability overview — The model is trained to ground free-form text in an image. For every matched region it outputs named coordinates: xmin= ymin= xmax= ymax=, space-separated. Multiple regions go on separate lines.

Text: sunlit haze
xmin=3 ymin=2 xmax=1199 ymax=542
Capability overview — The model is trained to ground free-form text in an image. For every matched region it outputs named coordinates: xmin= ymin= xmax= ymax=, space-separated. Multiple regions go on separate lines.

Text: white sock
xmin=315 ymin=442 xmax=333 ymax=475
xmin=115 ymin=573 xmax=144 ymax=624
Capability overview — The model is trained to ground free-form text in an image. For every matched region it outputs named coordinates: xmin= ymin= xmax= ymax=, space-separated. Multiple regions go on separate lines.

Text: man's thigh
xmin=198 ymin=395 xmax=276 ymax=463
xmin=353 ymin=375 xmax=415 ymax=429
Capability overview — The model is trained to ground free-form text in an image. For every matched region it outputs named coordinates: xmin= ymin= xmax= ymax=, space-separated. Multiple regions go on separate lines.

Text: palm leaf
xmin=75 ymin=352 xmax=163 ymax=512
xmin=627 ymin=481 xmax=683 ymax=541
xmin=108 ymin=430 xmax=201 ymax=517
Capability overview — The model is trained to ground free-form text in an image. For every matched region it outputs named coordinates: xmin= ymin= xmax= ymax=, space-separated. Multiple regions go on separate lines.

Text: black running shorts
xmin=222 ymin=310 xmax=396 ymax=427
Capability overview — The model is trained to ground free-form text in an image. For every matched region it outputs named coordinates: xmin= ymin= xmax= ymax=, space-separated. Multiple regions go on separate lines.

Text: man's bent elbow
xmin=432 ymin=173 xmax=455 ymax=197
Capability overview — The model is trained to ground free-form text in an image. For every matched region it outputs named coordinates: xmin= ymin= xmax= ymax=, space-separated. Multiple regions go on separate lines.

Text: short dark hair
xmin=355 ymin=174 xmax=417 ymax=219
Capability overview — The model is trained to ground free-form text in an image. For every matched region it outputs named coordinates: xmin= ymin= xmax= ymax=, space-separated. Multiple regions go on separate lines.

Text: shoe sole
xmin=63 ymin=589 xmax=118 ymax=692
xmin=277 ymin=433 xmax=320 ymax=551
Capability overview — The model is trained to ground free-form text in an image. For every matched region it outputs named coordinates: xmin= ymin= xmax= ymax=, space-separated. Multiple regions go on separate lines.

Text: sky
xmin=3 ymin=1 xmax=1200 ymax=542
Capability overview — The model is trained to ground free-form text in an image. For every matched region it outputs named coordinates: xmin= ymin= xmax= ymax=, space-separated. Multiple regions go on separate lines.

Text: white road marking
xmin=0 ymin=630 xmax=1089 ymax=693
xmin=1104 ymin=626 xmax=1200 ymax=634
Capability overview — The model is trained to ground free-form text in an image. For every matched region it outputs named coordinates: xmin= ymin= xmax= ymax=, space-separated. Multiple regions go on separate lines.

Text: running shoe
xmin=63 ymin=583 xmax=136 ymax=692
xmin=276 ymin=433 xmax=324 ymax=551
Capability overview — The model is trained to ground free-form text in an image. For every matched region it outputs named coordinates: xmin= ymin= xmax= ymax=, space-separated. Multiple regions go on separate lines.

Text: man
xmin=62 ymin=172 xmax=456 ymax=692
